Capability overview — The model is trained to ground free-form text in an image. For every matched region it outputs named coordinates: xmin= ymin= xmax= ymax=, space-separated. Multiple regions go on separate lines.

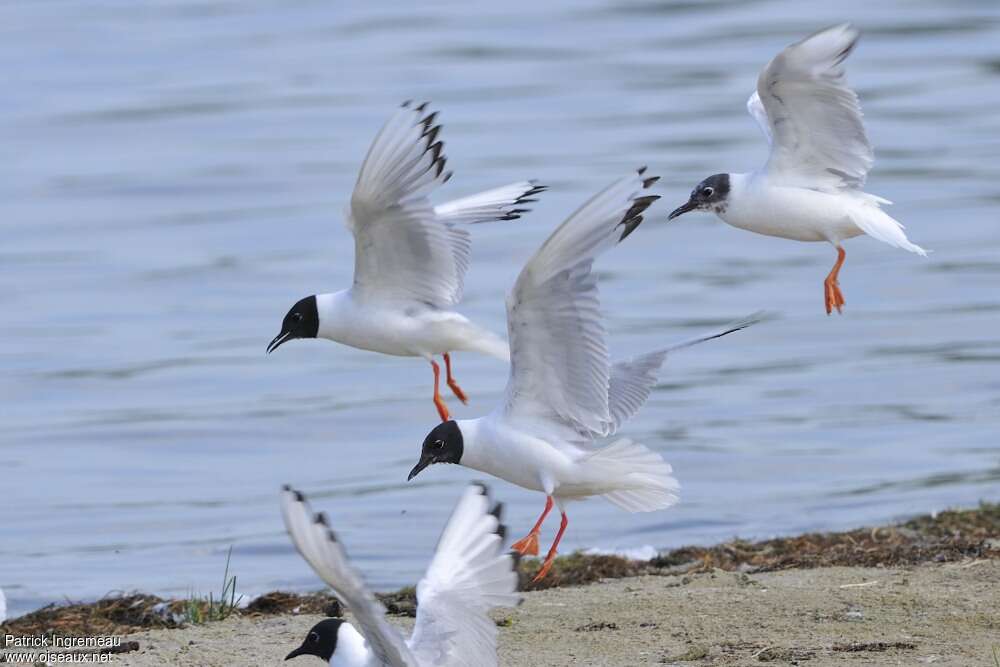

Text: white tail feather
xmin=586 ymin=438 xmax=680 ymax=512
xmin=851 ymin=196 xmax=928 ymax=256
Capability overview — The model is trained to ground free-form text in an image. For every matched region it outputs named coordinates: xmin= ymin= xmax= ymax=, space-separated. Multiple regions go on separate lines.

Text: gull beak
xmin=284 ymin=645 xmax=306 ymax=661
xmin=407 ymin=454 xmax=434 ymax=481
xmin=668 ymin=199 xmax=697 ymax=220
xmin=267 ymin=330 xmax=292 ymax=355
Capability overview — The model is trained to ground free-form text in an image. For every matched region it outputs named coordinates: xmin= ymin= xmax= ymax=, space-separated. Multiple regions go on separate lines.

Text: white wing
xmin=434 ymin=181 xmax=546 ymax=225
xmin=348 ymin=102 xmax=468 ymax=308
xmin=755 ymin=24 xmax=873 ymax=192
xmin=604 ymin=313 xmax=765 ymax=437
xmin=408 ymin=484 xmax=520 ymax=667
xmin=502 ymin=169 xmax=659 ymax=436
xmin=746 ymin=90 xmax=772 ymax=144
xmin=280 ymin=487 xmax=417 ymax=667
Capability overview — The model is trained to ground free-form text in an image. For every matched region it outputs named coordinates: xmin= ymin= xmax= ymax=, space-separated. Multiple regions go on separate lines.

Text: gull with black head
xmin=281 ymin=483 xmax=518 ymax=666
xmin=408 ymin=168 xmax=760 ymax=581
xmin=668 ymin=24 xmax=926 ymax=314
xmin=268 ymin=101 xmax=546 ymax=420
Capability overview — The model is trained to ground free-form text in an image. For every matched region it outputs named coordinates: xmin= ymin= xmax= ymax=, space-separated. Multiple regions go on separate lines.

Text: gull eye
xmin=309 ymin=632 xmax=319 ymax=643
xmin=291 ymin=312 xmax=303 ymax=323
xmin=701 ymin=186 xmax=714 ymax=197
xmin=433 ymin=439 xmax=445 ymax=449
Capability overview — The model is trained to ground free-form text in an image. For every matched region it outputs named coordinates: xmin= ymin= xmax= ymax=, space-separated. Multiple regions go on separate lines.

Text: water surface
xmin=2 ymin=0 xmax=999 ymax=618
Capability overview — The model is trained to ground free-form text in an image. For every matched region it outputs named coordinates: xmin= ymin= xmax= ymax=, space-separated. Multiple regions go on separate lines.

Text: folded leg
xmin=824 ymin=246 xmax=847 ymax=315
xmin=443 ymin=353 xmax=469 ymax=404
xmin=532 ymin=510 xmax=569 ymax=583
xmin=511 ymin=496 xmax=553 ymax=557
xmin=429 ymin=359 xmax=450 ymax=422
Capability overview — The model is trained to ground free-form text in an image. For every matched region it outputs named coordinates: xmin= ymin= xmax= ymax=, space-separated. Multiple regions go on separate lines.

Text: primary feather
xmin=502 ymin=169 xmax=660 ymax=437
xmin=281 ymin=484 xmax=518 ymax=667
xmin=755 ymin=23 xmax=873 ymax=192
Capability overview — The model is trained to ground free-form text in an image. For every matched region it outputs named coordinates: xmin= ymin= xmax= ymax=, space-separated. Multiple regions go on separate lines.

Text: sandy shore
xmin=3 ymin=504 xmax=997 ymax=666
xmin=101 ymin=560 xmax=1000 ymax=666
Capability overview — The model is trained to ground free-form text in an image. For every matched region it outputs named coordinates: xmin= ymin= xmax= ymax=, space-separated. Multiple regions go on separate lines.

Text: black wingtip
xmin=486 ymin=500 xmax=508 ymax=543
xmin=520 ymin=183 xmax=549 ymax=200
xmin=422 ymin=124 xmax=441 ymax=145
xmin=492 ymin=183 xmax=549 ymax=221
xmin=429 ymin=141 xmax=444 ymax=163
xmin=617 ymin=194 xmax=661 ymax=242
xmin=293 ymin=490 xmax=306 ymax=503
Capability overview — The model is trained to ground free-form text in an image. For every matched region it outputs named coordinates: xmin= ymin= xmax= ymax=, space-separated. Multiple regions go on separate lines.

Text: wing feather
xmin=604 ymin=313 xmax=765 ymax=437
xmin=756 ymin=24 xmax=873 ymax=192
xmin=502 ymin=170 xmax=659 ymax=435
xmin=348 ymin=103 xmax=466 ymax=308
xmin=434 ymin=181 xmax=547 ymax=225
xmin=408 ymin=484 xmax=520 ymax=667
xmin=280 ymin=487 xmax=417 ymax=667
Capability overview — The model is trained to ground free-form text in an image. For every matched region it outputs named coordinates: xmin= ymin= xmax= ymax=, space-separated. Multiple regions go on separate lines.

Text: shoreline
xmin=2 ymin=502 xmax=997 ymax=665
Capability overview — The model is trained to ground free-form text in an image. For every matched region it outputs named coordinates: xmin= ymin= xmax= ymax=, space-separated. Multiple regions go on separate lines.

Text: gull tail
xmin=586 ymin=438 xmax=680 ymax=513
xmin=434 ymin=181 xmax=547 ymax=225
xmin=851 ymin=195 xmax=928 ymax=256
xmin=460 ymin=324 xmax=510 ymax=363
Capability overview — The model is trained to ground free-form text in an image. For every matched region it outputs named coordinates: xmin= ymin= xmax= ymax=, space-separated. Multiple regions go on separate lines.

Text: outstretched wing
xmin=408 ymin=484 xmax=520 ymax=667
xmin=755 ymin=24 xmax=873 ymax=192
xmin=603 ymin=313 xmax=765 ymax=438
xmin=502 ymin=169 xmax=659 ymax=436
xmin=280 ymin=486 xmax=417 ymax=667
xmin=434 ymin=181 xmax=546 ymax=225
xmin=348 ymin=102 xmax=468 ymax=308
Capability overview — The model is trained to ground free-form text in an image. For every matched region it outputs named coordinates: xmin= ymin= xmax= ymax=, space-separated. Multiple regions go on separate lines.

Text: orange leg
xmin=442 ymin=353 xmax=468 ymax=404
xmin=823 ymin=246 xmax=847 ymax=315
xmin=532 ymin=510 xmax=569 ymax=583
xmin=430 ymin=360 xmax=450 ymax=422
xmin=511 ymin=496 xmax=553 ymax=557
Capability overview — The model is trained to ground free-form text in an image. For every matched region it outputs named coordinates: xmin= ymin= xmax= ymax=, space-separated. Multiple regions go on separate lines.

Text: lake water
xmin=2 ymin=0 xmax=999 ymax=619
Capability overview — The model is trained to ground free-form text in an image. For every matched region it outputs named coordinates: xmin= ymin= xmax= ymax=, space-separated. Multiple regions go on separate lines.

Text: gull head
xmin=268 ymin=295 xmax=319 ymax=354
xmin=285 ymin=618 xmax=344 ymax=661
xmin=408 ymin=420 xmax=464 ymax=481
xmin=668 ymin=173 xmax=731 ymax=219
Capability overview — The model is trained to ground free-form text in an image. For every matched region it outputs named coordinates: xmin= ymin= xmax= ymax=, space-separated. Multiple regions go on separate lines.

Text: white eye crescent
xmin=702 ymin=186 xmax=714 ymax=197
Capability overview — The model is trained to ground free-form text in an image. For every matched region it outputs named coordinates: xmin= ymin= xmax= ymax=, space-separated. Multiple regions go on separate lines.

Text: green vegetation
xmin=182 ymin=547 xmax=243 ymax=625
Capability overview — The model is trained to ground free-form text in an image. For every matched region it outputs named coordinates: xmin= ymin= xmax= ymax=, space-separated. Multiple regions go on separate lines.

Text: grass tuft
xmin=183 ymin=547 xmax=243 ymax=625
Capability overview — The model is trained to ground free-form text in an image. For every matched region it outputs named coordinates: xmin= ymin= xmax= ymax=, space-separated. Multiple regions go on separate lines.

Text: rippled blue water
xmin=2 ymin=0 xmax=999 ymax=618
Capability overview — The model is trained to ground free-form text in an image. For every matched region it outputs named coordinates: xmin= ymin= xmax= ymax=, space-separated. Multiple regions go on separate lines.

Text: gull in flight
xmin=408 ymin=168 xmax=759 ymax=581
xmin=281 ymin=483 xmax=519 ymax=666
xmin=268 ymin=101 xmax=545 ymax=420
xmin=668 ymin=24 xmax=926 ymax=314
